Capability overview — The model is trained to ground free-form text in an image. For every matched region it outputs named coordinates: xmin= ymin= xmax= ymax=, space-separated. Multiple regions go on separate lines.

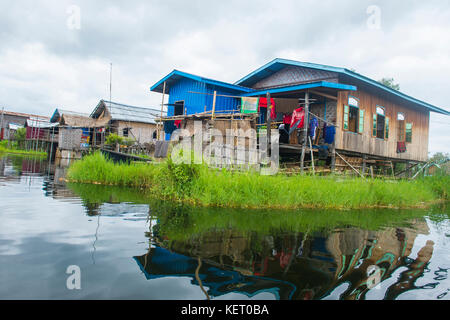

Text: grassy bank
xmin=0 ymin=141 xmax=47 ymax=157
xmin=66 ymin=152 xmax=449 ymax=210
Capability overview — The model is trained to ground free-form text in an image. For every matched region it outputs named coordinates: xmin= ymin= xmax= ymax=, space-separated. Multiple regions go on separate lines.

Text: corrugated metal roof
xmin=1 ymin=110 xmax=49 ymax=120
xmin=243 ymin=81 xmax=357 ymax=97
xmin=150 ymin=70 xmax=254 ymax=94
xmin=235 ymin=58 xmax=450 ymax=116
xmin=91 ymin=100 xmax=158 ymax=124
xmin=26 ymin=119 xmax=58 ymax=128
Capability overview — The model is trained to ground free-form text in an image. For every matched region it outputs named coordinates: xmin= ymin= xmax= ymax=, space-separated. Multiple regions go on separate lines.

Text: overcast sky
xmin=0 ymin=0 xmax=449 ymax=155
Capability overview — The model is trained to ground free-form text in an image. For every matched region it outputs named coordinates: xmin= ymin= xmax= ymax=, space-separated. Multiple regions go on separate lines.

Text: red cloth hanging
xmin=174 ymin=120 xmax=181 ymax=128
xmin=290 ymin=107 xmax=305 ymax=129
xmin=259 ymin=98 xmax=276 ymax=120
xmin=283 ymin=114 xmax=292 ymax=125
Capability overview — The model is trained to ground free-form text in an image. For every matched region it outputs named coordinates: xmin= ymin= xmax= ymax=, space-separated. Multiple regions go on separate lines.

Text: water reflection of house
xmin=134 ymin=246 xmax=297 ymax=300
xmin=142 ymin=219 xmax=432 ymax=300
xmin=325 ymin=221 xmax=432 ymax=300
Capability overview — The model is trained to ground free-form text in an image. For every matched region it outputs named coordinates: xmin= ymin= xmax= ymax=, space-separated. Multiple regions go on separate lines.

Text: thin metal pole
xmin=0 ymin=107 xmax=4 ymax=141
xmin=309 ymin=136 xmax=315 ymax=175
xmin=34 ymin=117 xmax=40 ymax=153
xmin=109 ymin=63 xmax=113 ymax=105
xmin=47 ymin=126 xmax=55 ymax=177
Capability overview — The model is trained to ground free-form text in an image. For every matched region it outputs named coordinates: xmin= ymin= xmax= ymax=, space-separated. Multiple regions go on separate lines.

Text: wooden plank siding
xmin=335 ymin=87 xmax=429 ymax=162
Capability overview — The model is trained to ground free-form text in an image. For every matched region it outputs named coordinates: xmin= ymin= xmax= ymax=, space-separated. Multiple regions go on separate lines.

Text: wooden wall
xmin=335 ymin=88 xmax=429 ymax=162
xmin=114 ymin=120 xmax=157 ymax=144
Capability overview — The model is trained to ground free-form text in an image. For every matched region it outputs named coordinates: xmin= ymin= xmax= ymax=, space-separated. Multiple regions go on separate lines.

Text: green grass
xmin=0 ymin=141 xmax=47 ymax=157
xmin=66 ymin=152 xmax=449 ymax=210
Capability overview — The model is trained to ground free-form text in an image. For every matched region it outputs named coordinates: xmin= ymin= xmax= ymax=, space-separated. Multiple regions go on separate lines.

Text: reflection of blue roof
xmin=134 ymin=246 xmax=297 ymax=300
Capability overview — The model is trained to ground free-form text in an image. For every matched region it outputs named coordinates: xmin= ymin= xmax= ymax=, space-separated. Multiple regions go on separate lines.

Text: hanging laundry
xmin=397 ymin=141 xmax=407 ymax=153
xmin=290 ymin=107 xmax=305 ymax=129
xmin=259 ymin=98 xmax=276 ymax=120
xmin=289 ymin=108 xmax=305 ymax=135
xmin=309 ymin=117 xmax=319 ymax=139
xmin=324 ymin=125 xmax=336 ymax=144
xmin=283 ymin=113 xmax=292 ymax=125
xmin=174 ymin=120 xmax=181 ymax=128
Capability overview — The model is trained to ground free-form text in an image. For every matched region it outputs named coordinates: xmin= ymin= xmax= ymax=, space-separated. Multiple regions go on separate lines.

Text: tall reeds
xmin=66 ymin=152 xmax=449 ymax=209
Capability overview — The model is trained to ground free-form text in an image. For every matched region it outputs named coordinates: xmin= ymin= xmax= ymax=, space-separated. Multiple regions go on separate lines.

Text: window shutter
xmin=372 ymin=114 xmax=377 ymax=137
xmin=358 ymin=109 xmax=365 ymax=134
xmin=343 ymin=105 xmax=349 ymax=130
xmin=385 ymin=117 xmax=389 ymax=139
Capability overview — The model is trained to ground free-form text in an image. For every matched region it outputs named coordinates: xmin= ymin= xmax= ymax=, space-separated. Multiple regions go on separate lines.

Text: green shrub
xmin=105 ymin=133 xmax=135 ymax=147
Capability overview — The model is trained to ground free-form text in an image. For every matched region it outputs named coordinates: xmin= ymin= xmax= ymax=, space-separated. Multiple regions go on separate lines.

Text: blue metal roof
xmin=243 ymin=81 xmax=357 ymax=97
xmin=150 ymin=69 xmax=254 ymax=94
xmin=236 ymin=58 xmax=450 ymax=115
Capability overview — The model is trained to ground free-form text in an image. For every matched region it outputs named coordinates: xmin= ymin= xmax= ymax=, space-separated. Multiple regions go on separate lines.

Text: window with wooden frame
xmin=405 ymin=123 xmax=413 ymax=143
xmin=123 ymin=128 xmax=129 ymax=137
xmin=372 ymin=106 xmax=389 ymax=139
xmin=343 ymin=96 xmax=364 ymax=134
xmin=174 ymin=101 xmax=185 ymax=116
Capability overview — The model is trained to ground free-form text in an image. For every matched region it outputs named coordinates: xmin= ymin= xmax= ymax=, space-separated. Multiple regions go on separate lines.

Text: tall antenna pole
xmin=0 ymin=107 xmax=4 ymax=141
xmin=109 ymin=63 xmax=113 ymax=109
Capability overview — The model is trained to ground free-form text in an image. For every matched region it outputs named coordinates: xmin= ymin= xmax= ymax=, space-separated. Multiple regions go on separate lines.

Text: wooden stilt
xmin=212 ymin=91 xmax=217 ymax=121
xmin=309 ymin=136 xmax=315 ymax=175
xmin=158 ymin=81 xmax=166 ymax=140
xmin=300 ymin=92 xmax=310 ymax=173
xmin=362 ymin=155 xmax=367 ymax=176
xmin=266 ymin=92 xmax=272 ymax=159
xmin=336 ymin=151 xmax=365 ymax=178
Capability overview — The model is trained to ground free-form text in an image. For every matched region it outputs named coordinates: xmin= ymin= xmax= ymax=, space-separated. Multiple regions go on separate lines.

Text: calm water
xmin=0 ymin=155 xmax=449 ymax=300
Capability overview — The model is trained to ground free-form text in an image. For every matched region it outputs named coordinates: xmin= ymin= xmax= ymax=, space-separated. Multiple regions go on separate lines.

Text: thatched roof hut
xmin=51 ymin=109 xmax=108 ymax=128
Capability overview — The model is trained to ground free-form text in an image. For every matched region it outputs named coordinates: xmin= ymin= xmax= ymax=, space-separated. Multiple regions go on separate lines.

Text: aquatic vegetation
xmin=0 ymin=140 xmax=47 ymax=157
xmin=66 ymin=152 xmax=449 ymax=210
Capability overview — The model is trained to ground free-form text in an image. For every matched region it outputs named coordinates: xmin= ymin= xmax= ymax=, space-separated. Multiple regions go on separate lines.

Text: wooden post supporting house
xmin=362 ymin=155 xmax=368 ymax=175
xmin=266 ymin=92 xmax=272 ymax=158
xmin=300 ymin=91 xmax=310 ymax=172
xmin=158 ymin=81 xmax=166 ymax=140
xmin=212 ymin=91 xmax=217 ymax=120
